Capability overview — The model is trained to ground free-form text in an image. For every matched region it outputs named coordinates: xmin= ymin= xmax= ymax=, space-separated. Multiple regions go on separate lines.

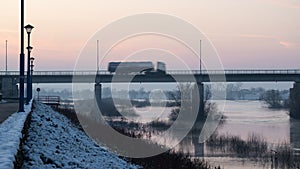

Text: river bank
xmin=54 ymin=106 xmax=220 ymax=169
xmin=56 ymin=100 xmax=300 ymax=168
xmin=21 ymin=102 xmax=139 ymax=168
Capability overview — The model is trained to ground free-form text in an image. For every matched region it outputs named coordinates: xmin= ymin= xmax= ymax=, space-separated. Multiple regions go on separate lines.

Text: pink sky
xmin=0 ymin=0 xmax=299 ymax=70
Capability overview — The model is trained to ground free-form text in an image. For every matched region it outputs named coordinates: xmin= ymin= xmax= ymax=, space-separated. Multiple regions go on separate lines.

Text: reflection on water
xmin=134 ymin=100 xmax=300 ymax=168
xmin=132 ymin=106 xmax=173 ymax=123
xmin=217 ymin=101 xmax=290 ymax=144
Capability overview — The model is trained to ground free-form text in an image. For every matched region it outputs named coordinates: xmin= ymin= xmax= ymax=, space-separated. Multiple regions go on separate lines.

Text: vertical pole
xmin=19 ymin=0 xmax=25 ymax=112
xmin=26 ymin=34 xmax=31 ymax=104
xmin=95 ymin=40 xmax=101 ymax=108
xmin=30 ymin=58 xmax=33 ymax=102
xmin=200 ymin=40 xmax=202 ymax=75
xmin=97 ymin=40 xmax=99 ymax=71
xmin=5 ymin=40 xmax=7 ymax=72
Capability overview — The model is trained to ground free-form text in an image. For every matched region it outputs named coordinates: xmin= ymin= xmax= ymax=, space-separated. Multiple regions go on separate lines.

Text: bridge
xmin=1 ymin=69 xmax=300 ymax=120
xmin=1 ymin=69 xmax=300 ymax=83
xmin=2 ymin=69 xmax=299 ymax=155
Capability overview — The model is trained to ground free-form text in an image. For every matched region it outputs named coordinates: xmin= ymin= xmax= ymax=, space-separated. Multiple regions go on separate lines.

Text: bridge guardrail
xmin=1 ymin=69 xmax=300 ymax=76
xmin=37 ymin=96 xmax=60 ymax=106
xmin=166 ymin=69 xmax=300 ymax=75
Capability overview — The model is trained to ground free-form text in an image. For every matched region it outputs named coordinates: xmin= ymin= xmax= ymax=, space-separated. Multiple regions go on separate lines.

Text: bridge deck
xmin=1 ymin=70 xmax=300 ymax=83
xmin=1 ymin=69 xmax=300 ymax=76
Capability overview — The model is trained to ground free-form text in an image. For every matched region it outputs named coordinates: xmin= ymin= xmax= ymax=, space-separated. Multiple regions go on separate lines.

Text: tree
xmin=203 ymin=85 xmax=218 ymax=116
xmin=226 ymin=83 xmax=243 ymax=100
xmin=168 ymin=83 xmax=193 ymax=121
xmin=260 ymin=90 xmax=283 ymax=108
xmin=168 ymin=83 xmax=218 ymax=122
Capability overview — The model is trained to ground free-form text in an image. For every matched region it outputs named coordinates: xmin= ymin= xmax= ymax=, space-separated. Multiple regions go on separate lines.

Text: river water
xmin=132 ymin=100 xmax=300 ymax=169
xmin=203 ymin=100 xmax=299 ymax=169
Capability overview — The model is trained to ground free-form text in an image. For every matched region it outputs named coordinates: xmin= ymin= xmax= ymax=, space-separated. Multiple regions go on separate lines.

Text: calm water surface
xmin=133 ymin=100 xmax=300 ymax=169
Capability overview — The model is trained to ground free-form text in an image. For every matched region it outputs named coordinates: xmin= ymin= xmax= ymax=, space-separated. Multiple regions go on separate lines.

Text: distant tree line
xmin=259 ymin=89 xmax=289 ymax=109
xmin=225 ymin=83 xmax=290 ymax=101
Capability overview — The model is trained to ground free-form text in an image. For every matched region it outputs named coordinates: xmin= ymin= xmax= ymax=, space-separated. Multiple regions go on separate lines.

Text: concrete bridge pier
xmin=191 ymin=123 xmax=205 ymax=157
xmin=94 ymin=83 xmax=102 ymax=107
xmin=290 ymin=119 xmax=300 ymax=152
xmin=192 ymin=82 xmax=205 ymax=121
xmin=289 ymin=82 xmax=300 ymax=119
xmin=0 ymin=77 xmax=18 ymax=99
xmin=191 ymin=83 xmax=205 ymax=157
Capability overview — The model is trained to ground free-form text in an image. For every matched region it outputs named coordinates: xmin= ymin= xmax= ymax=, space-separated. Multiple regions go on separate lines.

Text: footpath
xmin=0 ymin=101 xmax=32 ymax=169
xmin=0 ymin=100 xmax=19 ymax=123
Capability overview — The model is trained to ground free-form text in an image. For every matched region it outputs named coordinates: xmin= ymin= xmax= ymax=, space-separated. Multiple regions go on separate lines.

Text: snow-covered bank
xmin=22 ymin=102 xmax=139 ymax=169
xmin=0 ymin=101 xmax=32 ymax=169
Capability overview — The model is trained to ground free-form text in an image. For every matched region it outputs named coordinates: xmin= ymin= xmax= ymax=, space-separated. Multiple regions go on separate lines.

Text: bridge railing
xmin=232 ymin=69 xmax=300 ymax=74
xmin=31 ymin=70 xmax=112 ymax=75
xmin=1 ymin=69 xmax=300 ymax=76
xmin=0 ymin=71 xmax=20 ymax=75
xmin=37 ymin=96 xmax=60 ymax=106
xmin=0 ymin=70 xmax=111 ymax=76
xmin=167 ymin=69 xmax=300 ymax=75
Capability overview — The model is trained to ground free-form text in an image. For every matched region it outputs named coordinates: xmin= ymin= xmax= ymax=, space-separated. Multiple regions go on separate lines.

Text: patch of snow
xmin=0 ymin=101 xmax=32 ymax=169
xmin=22 ymin=102 xmax=139 ymax=169
xmin=0 ymin=100 xmax=7 ymax=104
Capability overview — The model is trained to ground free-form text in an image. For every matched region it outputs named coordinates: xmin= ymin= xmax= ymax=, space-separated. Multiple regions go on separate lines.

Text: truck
xmin=108 ymin=61 xmax=166 ymax=74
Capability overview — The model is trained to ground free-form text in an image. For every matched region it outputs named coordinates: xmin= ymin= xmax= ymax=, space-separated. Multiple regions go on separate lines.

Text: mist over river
xmin=131 ymin=100 xmax=300 ymax=169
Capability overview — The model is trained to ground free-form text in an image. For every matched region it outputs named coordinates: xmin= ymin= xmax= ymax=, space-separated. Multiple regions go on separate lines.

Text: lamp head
xmin=27 ymin=46 xmax=33 ymax=52
xmin=24 ymin=24 xmax=34 ymax=34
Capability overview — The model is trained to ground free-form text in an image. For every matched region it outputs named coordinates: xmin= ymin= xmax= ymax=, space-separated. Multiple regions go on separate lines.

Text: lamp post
xmin=25 ymin=24 xmax=34 ymax=104
xmin=30 ymin=57 xmax=35 ymax=99
xmin=19 ymin=0 xmax=25 ymax=112
xmin=5 ymin=40 xmax=7 ymax=73
xmin=26 ymin=46 xmax=33 ymax=104
xmin=30 ymin=57 xmax=34 ymax=74
xmin=200 ymin=39 xmax=202 ymax=75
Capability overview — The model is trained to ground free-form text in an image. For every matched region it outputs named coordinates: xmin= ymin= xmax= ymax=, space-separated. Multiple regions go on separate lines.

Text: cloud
xmin=238 ymin=34 xmax=275 ymax=39
xmin=279 ymin=41 xmax=296 ymax=48
xmin=208 ymin=32 xmax=298 ymax=49
xmin=237 ymin=34 xmax=298 ymax=49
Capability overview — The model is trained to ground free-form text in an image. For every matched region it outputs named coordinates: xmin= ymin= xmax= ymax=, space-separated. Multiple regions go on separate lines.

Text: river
xmin=132 ymin=100 xmax=300 ymax=169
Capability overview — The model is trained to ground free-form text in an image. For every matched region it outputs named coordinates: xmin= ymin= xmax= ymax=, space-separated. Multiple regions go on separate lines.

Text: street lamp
xmin=30 ymin=57 xmax=34 ymax=74
xmin=30 ymin=57 xmax=34 ymax=81
xmin=27 ymin=46 xmax=33 ymax=52
xmin=30 ymin=57 xmax=35 ymax=99
xmin=19 ymin=0 xmax=25 ymax=112
xmin=25 ymin=24 xmax=34 ymax=104
xmin=27 ymin=46 xmax=33 ymax=103
xmin=25 ymin=24 xmax=34 ymax=34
